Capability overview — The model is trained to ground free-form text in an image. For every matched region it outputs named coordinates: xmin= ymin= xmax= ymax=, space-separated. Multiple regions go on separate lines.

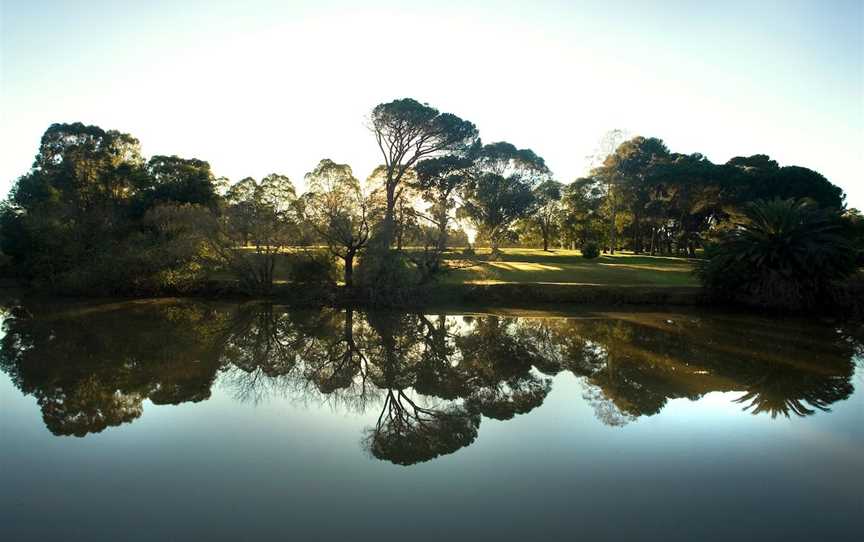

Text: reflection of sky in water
xmin=1 ymin=302 xmax=861 ymax=541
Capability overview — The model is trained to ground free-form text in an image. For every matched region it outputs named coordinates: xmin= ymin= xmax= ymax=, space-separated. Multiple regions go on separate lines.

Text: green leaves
xmin=144 ymin=155 xmax=219 ymax=209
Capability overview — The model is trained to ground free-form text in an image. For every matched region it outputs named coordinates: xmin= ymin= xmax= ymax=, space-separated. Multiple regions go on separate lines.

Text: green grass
xmin=207 ymin=246 xmax=701 ymax=288
xmin=441 ymin=248 xmax=700 ymax=287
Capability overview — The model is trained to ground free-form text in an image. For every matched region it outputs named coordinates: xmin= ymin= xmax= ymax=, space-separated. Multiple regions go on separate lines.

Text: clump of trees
xmin=0 ymin=100 xmax=555 ymax=296
xmin=520 ymin=136 xmax=849 ymax=257
xmin=217 ymin=173 xmax=301 ymax=294
xmin=459 ymin=142 xmax=549 ymax=259
xmin=0 ymin=103 xmax=859 ymax=309
xmin=0 ymin=123 xmax=220 ymax=293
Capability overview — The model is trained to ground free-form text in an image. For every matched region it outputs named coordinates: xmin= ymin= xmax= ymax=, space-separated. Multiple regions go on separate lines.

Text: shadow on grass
xmin=441 ymin=248 xmax=699 ymax=286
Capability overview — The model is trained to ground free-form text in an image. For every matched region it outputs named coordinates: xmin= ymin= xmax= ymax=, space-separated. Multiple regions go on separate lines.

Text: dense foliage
xmin=697 ymin=199 xmax=858 ymax=310
xmin=0 ymin=123 xmax=219 ymax=293
xmin=581 ymin=242 xmax=600 ymax=259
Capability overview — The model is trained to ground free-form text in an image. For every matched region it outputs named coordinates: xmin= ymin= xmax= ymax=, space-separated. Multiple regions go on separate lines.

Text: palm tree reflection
xmin=733 ymin=363 xmax=854 ymax=418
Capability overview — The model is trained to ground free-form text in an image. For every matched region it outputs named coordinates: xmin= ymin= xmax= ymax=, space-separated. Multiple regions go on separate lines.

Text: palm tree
xmin=697 ymin=198 xmax=857 ymax=310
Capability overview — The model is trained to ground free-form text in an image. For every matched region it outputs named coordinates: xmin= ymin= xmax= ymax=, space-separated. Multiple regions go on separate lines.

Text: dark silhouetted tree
xmin=369 ymin=98 xmax=478 ymax=247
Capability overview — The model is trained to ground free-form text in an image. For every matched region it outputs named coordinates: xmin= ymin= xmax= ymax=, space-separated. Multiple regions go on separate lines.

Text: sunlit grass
xmin=443 ymin=248 xmax=699 ymax=287
xmin=487 ymin=262 xmax=565 ymax=272
xmin=207 ymin=246 xmax=700 ymax=287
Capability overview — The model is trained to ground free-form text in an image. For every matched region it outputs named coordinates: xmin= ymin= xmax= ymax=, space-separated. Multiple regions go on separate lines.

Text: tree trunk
xmin=490 ymin=236 xmax=502 ymax=259
xmin=382 ymin=184 xmax=397 ymax=249
xmin=383 ymin=210 xmax=395 ymax=245
xmin=633 ymin=211 xmax=642 ymax=253
xmin=344 ymin=251 xmax=355 ymax=288
xmin=609 ymin=207 xmax=617 ymax=255
xmin=260 ymin=251 xmax=275 ymax=295
xmin=344 ymin=307 xmax=353 ymax=342
xmin=650 ymin=227 xmax=657 ymax=256
xmin=437 ymin=220 xmax=448 ymax=253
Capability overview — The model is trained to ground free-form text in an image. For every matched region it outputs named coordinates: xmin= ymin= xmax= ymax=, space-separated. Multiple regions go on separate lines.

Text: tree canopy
xmin=370 ymin=98 xmax=478 ymax=245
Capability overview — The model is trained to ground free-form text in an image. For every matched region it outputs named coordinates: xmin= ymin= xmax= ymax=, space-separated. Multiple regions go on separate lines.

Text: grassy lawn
xmin=208 ymin=246 xmax=700 ymax=288
xmin=442 ymin=248 xmax=700 ymax=287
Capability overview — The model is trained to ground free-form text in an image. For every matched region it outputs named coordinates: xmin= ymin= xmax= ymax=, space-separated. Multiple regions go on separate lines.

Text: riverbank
xmin=0 ymin=278 xmax=705 ymax=308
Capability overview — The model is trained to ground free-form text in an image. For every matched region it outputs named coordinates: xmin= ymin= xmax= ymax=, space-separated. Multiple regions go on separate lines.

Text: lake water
xmin=1 ymin=298 xmax=861 ymax=541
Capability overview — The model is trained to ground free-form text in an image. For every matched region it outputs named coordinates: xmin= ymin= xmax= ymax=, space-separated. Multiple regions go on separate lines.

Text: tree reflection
xmin=363 ymin=390 xmax=479 ymax=466
xmin=0 ymin=300 xmax=229 ymax=436
xmin=412 ymin=314 xmax=470 ymax=400
xmin=0 ymin=300 xmax=859 ymax=460
xmin=40 ymin=378 xmax=145 ymax=438
xmin=456 ymin=316 xmax=552 ymax=420
xmin=356 ymin=311 xmax=480 ymax=464
xmin=295 ymin=307 xmax=379 ymax=413
xmin=218 ymin=303 xmax=334 ymax=403
xmin=733 ymin=363 xmax=855 ymax=418
xmin=516 ymin=313 xmax=858 ymax=425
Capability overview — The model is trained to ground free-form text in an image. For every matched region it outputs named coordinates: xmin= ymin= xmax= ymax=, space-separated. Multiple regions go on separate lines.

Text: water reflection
xmin=0 ymin=300 xmax=859 ymax=464
xmin=0 ymin=301 xmax=227 ymax=436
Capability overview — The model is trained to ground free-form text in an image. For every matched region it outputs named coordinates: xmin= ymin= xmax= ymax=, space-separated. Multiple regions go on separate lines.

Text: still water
xmin=1 ymin=298 xmax=861 ymax=541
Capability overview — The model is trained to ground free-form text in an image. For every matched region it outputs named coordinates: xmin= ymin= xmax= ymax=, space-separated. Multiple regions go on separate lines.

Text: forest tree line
xmin=0 ymin=98 xmax=860 ymax=300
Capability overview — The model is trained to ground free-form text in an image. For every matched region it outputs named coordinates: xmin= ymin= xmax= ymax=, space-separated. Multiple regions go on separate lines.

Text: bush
xmin=581 ymin=242 xmax=600 ymax=259
xmin=355 ymin=247 xmax=419 ymax=306
xmin=287 ymin=254 xmax=338 ymax=288
xmin=696 ymin=199 xmax=858 ymax=311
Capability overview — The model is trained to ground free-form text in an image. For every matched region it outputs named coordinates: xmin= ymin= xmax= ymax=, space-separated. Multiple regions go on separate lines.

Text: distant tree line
xmin=511 ymin=133 xmax=854 ymax=256
xmin=0 ymin=99 xmax=860 ymax=304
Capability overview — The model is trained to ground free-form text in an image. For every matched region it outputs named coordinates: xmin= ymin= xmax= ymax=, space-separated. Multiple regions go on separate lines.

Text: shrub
xmin=696 ymin=198 xmax=858 ymax=311
xmin=354 ymin=247 xmax=418 ymax=306
xmin=287 ymin=254 xmax=338 ymax=288
xmin=581 ymin=242 xmax=600 ymax=259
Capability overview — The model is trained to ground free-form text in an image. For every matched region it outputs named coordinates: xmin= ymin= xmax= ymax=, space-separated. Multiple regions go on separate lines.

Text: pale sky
xmin=2 ymin=0 xmax=862 ymax=206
